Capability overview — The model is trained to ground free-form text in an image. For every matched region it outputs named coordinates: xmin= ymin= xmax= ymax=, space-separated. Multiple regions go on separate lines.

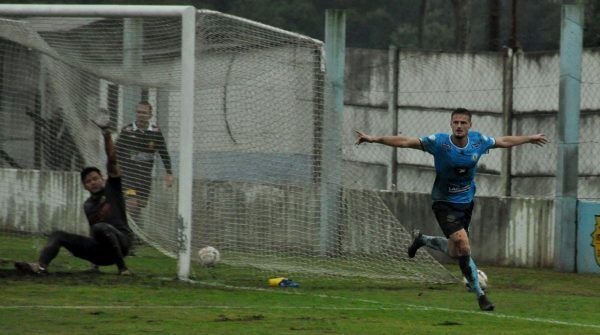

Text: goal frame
xmin=0 ymin=4 xmax=196 ymax=280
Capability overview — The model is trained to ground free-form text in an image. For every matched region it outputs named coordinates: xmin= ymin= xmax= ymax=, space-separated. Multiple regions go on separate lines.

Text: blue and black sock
xmin=459 ymin=255 xmax=484 ymax=297
xmin=421 ymin=235 xmax=449 ymax=254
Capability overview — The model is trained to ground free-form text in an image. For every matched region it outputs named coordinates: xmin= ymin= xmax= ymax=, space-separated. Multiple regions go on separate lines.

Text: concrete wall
xmin=0 ymin=39 xmax=40 ymax=168
xmin=380 ymin=191 xmax=554 ymax=267
xmin=0 ymin=169 xmax=88 ymax=235
xmin=345 ymin=48 xmax=600 ymax=199
xmin=0 ymin=168 xmax=555 ymax=268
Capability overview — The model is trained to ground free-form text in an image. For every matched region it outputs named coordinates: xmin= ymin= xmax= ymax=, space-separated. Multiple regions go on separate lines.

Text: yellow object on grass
xmin=268 ymin=277 xmax=286 ymax=287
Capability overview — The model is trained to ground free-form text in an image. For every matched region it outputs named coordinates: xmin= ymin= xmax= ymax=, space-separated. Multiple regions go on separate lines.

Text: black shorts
xmin=432 ymin=201 xmax=474 ymax=238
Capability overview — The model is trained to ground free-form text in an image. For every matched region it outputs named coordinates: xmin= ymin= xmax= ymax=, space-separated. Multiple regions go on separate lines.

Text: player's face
xmin=450 ymin=114 xmax=471 ymax=139
xmin=135 ymin=104 xmax=152 ymax=124
xmin=83 ymin=171 xmax=104 ymax=194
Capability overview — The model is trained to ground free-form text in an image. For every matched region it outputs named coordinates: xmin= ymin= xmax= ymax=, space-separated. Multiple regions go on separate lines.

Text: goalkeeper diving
xmin=15 ymin=119 xmax=134 ymax=275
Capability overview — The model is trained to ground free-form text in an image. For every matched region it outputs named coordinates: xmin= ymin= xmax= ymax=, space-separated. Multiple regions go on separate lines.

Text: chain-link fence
xmin=344 ymin=47 xmax=600 ymax=200
xmin=579 ymin=47 xmax=600 ymax=201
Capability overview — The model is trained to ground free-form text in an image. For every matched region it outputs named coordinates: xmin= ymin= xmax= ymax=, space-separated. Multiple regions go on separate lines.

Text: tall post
xmin=387 ymin=46 xmax=399 ymax=190
xmin=177 ymin=7 xmax=196 ymax=280
xmin=0 ymin=3 xmax=199 ymax=282
xmin=320 ymin=9 xmax=345 ymax=256
xmin=122 ymin=18 xmax=143 ymax=123
xmin=35 ymin=59 xmax=46 ymax=170
xmin=501 ymin=47 xmax=514 ymax=196
xmin=554 ymin=2 xmax=583 ymax=273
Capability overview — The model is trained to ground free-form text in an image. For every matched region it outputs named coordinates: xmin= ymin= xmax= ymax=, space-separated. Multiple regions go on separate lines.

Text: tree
xmin=418 ymin=0 xmax=428 ymax=48
xmin=488 ymin=0 xmax=501 ymax=51
xmin=451 ymin=0 xmax=471 ymax=50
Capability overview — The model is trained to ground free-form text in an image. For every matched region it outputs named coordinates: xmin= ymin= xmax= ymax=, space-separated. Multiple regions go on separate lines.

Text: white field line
xmin=1 ymin=303 xmax=599 ymax=330
xmin=2 ymin=279 xmax=599 ymax=330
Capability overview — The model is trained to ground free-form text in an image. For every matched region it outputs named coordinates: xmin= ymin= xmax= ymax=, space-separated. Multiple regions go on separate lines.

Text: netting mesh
xmin=0 ymin=9 xmax=455 ymax=284
xmin=344 ymin=51 xmax=508 ymax=196
xmin=343 ymin=48 xmax=600 ymax=201
xmin=579 ymin=48 xmax=600 ymax=200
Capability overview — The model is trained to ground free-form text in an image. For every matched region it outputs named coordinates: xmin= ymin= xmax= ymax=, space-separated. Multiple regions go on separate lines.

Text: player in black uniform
xmin=15 ymin=122 xmax=134 ymax=275
xmin=116 ymin=101 xmax=173 ymax=222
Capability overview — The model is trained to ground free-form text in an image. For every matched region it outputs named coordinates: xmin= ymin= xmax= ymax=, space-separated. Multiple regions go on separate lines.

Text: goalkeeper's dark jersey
xmin=83 ymin=176 xmax=132 ymax=237
xmin=116 ymin=122 xmax=172 ymax=189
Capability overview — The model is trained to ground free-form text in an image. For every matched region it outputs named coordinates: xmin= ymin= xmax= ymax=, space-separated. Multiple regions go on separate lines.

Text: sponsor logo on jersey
xmin=593 ymin=215 xmax=600 ymax=266
xmin=131 ymin=152 xmax=154 ymax=161
xmin=448 ymin=184 xmax=471 ymax=193
xmin=454 ymin=166 xmax=469 ymax=176
xmin=428 ymin=134 xmax=436 ymax=141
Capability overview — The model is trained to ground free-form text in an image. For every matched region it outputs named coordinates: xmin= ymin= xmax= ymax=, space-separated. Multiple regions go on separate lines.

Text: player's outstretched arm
xmin=355 ymin=129 xmax=422 ymax=149
xmin=494 ymin=134 xmax=549 ymax=148
xmin=94 ymin=121 xmax=121 ymax=178
xmin=104 ymin=130 xmax=120 ymax=178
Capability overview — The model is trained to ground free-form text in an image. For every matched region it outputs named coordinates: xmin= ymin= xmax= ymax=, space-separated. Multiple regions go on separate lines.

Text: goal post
xmin=0 ymin=4 xmax=197 ymax=279
xmin=0 ymin=4 xmax=456 ymax=284
xmin=177 ymin=6 xmax=195 ymax=281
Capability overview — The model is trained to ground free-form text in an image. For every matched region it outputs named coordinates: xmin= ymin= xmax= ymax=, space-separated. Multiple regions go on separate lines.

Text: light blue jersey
xmin=420 ymin=131 xmax=496 ymax=203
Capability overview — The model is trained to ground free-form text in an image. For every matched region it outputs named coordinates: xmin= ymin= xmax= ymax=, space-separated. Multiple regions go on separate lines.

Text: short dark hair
xmin=451 ymin=108 xmax=472 ymax=121
xmin=80 ymin=166 xmax=101 ymax=182
xmin=137 ymin=100 xmax=153 ymax=112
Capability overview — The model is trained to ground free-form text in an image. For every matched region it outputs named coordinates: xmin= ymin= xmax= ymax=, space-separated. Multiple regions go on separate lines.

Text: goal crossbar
xmin=0 ymin=5 xmax=193 ymax=17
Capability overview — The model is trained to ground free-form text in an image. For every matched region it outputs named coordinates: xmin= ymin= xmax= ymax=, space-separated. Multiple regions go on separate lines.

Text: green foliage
xmin=4 ymin=1 xmax=600 ymax=53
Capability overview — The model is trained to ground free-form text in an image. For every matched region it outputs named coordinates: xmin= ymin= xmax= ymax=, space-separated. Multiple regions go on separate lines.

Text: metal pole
xmin=176 ymin=7 xmax=196 ymax=280
xmin=320 ymin=9 xmax=345 ymax=256
xmin=122 ymin=18 xmax=143 ymax=126
xmin=387 ymin=46 xmax=399 ymax=191
xmin=554 ymin=2 xmax=584 ymax=273
xmin=0 ymin=5 xmax=189 ymax=17
xmin=501 ymin=47 xmax=514 ymax=196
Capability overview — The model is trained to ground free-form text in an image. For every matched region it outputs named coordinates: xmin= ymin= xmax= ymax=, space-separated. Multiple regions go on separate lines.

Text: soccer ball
xmin=198 ymin=246 xmax=220 ymax=267
xmin=463 ymin=269 xmax=488 ymax=291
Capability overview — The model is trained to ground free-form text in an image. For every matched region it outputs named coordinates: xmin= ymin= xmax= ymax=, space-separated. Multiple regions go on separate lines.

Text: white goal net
xmin=0 ymin=6 xmax=455 ymax=283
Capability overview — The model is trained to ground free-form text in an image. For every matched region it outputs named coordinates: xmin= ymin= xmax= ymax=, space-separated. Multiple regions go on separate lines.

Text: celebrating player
xmin=15 ymin=121 xmax=134 ymax=275
xmin=355 ymin=108 xmax=548 ymax=311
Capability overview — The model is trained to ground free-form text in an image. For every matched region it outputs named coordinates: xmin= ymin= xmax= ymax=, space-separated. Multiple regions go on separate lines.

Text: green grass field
xmin=1 ymin=235 xmax=599 ymax=335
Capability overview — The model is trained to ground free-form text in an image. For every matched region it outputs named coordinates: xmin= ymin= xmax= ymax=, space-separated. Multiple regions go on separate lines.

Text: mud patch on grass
xmin=214 ymin=314 xmax=265 ymax=322
xmin=435 ymin=321 xmax=462 ymax=326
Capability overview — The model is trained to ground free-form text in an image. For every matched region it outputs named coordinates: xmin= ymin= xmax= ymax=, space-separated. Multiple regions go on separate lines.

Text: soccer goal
xmin=0 ymin=5 xmax=455 ymax=283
